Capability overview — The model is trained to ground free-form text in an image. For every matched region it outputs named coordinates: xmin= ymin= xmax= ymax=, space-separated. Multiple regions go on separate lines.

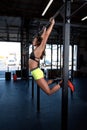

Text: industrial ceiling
xmin=0 ymin=0 xmax=87 ymax=44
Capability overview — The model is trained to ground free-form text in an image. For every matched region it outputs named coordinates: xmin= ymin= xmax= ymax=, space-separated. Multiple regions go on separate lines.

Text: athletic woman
xmin=29 ymin=18 xmax=74 ymax=95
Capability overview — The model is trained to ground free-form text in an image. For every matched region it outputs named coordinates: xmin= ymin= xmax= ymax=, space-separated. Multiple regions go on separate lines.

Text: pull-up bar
xmin=34 ymin=1 xmax=87 ymax=40
xmin=33 ymin=4 xmax=65 ymax=42
xmin=45 ymin=4 xmax=65 ymax=27
xmin=70 ymin=2 xmax=87 ymax=18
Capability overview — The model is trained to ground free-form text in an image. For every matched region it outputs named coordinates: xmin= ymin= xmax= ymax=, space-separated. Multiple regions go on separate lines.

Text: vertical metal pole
xmin=71 ymin=44 xmax=74 ymax=96
xmin=57 ymin=43 xmax=58 ymax=69
xmin=51 ymin=43 xmax=52 ymax=69
xmin=62 ymin=1 xmax=71 ymax=130
xmin=60 ymin=44 xmax=61 ymax=69
xmin=21 ymin=18 xmax=24 ymax=74
xmin=25 ymin=18 xmax=30 ymax=81
xmin=71 ymin=44 xmax=74 ymax=80
xmin=32 ymin=77 xmax=34 ymax=99
xmin=37 ymin=85 xmax=40 ymax=112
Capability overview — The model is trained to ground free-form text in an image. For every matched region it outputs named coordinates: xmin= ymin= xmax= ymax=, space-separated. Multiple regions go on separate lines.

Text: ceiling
xmin=0 ymin=0 xmax=87 ymax=44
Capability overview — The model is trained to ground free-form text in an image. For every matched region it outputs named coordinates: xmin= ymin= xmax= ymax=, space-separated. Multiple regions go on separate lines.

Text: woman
xmin=29 ymin=18 xmax=74 ymax=95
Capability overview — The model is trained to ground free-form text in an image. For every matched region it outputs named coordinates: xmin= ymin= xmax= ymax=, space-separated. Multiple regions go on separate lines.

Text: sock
xmin=58 ymin=79 xmax=75 ymax=91
xmin=68 ymin=80 xmax=75 ymax=92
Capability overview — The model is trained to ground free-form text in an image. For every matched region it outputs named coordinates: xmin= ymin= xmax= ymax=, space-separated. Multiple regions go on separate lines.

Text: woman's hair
xmin=36 ymin=35 xmax=43 ymax=46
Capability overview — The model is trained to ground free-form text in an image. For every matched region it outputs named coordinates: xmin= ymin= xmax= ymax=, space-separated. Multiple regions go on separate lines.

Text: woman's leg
xmin=36 ymin=78 xmax=61 ymax=95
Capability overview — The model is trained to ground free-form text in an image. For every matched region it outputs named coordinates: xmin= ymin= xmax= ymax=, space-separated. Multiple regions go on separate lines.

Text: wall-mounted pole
xmin=61 ymin=0 xmax=71 ymax=130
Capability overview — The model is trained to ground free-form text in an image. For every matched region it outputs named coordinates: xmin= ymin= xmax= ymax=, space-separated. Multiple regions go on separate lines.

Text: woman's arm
xmin=32 ymin=18 xmax=55 ymax=59
xmin=40 ymin=18 xmax=55 ymax=49
xmin=46 ymin=18 xmax=55 ymax=37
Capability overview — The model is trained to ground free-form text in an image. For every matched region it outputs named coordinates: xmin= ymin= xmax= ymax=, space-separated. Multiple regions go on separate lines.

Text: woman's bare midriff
xmin=29 ymin=59 xmax=39 ymax=70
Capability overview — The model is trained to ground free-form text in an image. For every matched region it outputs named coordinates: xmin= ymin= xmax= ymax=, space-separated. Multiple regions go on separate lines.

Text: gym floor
xmin=0 ymin=77 xmax=87 ymax=130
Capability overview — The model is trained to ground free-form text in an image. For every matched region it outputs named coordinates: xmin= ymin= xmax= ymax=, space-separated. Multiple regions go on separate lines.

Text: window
xmin=0 ymin=42 xmax=21 ymax=79
xmin=29 ymin=44 xmax=77 ymax=76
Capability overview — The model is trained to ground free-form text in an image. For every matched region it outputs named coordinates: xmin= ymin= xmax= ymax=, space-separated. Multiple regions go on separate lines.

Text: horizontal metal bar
xmin=34 ymin=4 xmax=65 ymax=38
xmin=70 ymin=2 xmax=87 ymax=18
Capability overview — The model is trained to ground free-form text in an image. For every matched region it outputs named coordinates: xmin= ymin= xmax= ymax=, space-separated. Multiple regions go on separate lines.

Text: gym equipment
xmin=5 ymin=72 xmax=11 ymax=81
xmin=33 ymin=4 xmax=65 ymax=45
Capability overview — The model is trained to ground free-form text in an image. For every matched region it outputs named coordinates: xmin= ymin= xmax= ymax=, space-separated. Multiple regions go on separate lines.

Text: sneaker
xmin=68 ymin=80 xmax=75 ymax=92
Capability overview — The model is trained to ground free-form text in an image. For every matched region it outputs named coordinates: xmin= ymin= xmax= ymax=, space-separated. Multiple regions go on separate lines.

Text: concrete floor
xmin=0 ymin=77 xmax=87 ymax=130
